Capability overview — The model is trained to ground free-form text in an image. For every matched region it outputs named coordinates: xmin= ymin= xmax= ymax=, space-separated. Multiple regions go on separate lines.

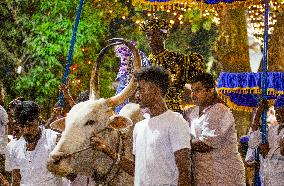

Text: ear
xmin=108 ymin=115 xmax=133 ymax=130
xmin=50 ymin=117 xmax=65 ymax=132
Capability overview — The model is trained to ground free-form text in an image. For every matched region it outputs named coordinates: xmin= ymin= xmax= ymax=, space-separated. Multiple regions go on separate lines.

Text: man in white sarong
xmin=183 ymin=73 xmax=245 ymax=185
xmin=248 ymin=97 xmax=284 ymax=186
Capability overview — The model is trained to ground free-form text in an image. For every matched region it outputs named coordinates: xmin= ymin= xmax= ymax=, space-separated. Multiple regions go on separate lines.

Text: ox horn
xmin=105 ymin=39 xmax=141 ymax=107
xmin=90 ymin=42 xmax=124 ymax=100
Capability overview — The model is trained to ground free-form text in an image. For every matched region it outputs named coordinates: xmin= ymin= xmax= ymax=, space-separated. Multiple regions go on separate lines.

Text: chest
xmin=15 ymin=138 xmax=54 ymax=169
xmin=136 ymin=122 xmax=170 ymax=150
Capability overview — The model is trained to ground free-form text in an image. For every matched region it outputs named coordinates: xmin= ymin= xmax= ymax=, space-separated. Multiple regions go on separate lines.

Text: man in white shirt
xmin=249 ymin=97 xmax=284 ymax=186
xmin=91 ymin=66 xmax=192 ymax=186
xmin=183 ymin=73 xmax=246 ymax=185
xmin=10 ymin=101 xmax=63 ymax=186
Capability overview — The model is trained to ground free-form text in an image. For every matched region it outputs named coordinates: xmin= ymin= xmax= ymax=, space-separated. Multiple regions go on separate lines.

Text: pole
xmin=58 ymin=0 xmax=84 ymax=110
xmin=261 ymin=0 xmax=269 ymax=144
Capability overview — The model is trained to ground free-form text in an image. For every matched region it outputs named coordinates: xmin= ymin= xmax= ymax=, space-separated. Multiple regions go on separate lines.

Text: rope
xmin=58 ymin=0 xmax=84 ymax=110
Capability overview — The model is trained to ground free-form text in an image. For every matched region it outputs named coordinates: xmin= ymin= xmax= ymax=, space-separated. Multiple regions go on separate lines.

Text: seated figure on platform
xmin=140 ymin=17 xmax=205 ymax=112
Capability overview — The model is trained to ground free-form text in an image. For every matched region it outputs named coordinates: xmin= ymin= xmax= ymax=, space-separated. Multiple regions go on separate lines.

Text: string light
xmin=81 ymin=48 xmax=86 ymax=52
xmin=87 ymin=60 xmax=92 ymax=64
xmin=248 ymin=0 xmax=283 ymax=42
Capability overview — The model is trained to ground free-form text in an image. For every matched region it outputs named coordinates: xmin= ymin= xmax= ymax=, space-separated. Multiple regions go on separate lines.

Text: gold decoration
xmin=140 ymin=17 xmax=172 ymax=31
xmin=149 ymin=49 xmax=204 ymax=112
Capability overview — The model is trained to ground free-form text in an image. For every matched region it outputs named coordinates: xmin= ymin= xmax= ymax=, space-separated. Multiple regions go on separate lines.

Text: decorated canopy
xmin=132 ymin=0 xmax=265 ymax=10
xmin=217 ymin=72 xmax=284 ymax=112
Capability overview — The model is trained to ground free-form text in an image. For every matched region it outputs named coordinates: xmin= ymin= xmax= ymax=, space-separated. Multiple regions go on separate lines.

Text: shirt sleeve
xmin=169 ymin=113 xmax=191 ymax=153
xmin=198 ymin=103 xmax=234 ymax=149
xmin=9 ymin=142 xmax=21 ymax=170
xmin=0 ymin=107 xmax=8 ymax=154
xmin=5 ymin=141 xmax=14 ymax=171
xmin=132 ymin=124 xmax=137 ymax=155
xmin=248 ymin=130 xmax=261 ymax=149
xmin=245 ymin=147 xmax=256 ymax=164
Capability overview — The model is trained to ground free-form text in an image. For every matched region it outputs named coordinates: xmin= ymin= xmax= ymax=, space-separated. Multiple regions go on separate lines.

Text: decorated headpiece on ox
xmin=47 ymin=39 xmax=143 ymax=183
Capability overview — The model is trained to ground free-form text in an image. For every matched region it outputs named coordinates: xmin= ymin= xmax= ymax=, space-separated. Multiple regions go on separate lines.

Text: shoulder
xmin=44 ymin=128 xmax=59 ymax=138
xmin=0 ymin=106 xmax=8 ymax=123
xmin=133 ymin=118 xmax=148 ymax=131
xmin=210 ymin=103 xmax=230 ymax=113
xmin=165 ymin=110 xmax=189 ymax=126
xmin=10 ymin=138 xmax=25 ymax=153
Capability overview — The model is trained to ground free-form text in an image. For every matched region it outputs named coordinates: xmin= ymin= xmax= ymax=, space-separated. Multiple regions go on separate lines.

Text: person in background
xmin=245 ymin=105 xmax=277 ymax=185
xmin=5 ymin=98 xmax=24 ymax=176
xmin=141 ymin=17 xmax=205 ymax=112
xmin=10 ymin=101 xmax=63 ymax=186
xmin=0 ymin=84 xmax=9 ymax=186
xmin=248 ymin=97 xmax=284 ymax=186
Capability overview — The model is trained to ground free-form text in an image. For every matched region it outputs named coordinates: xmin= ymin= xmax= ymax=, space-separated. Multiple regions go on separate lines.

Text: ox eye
xmin=85 ymin=120 xmax=96 ymax=126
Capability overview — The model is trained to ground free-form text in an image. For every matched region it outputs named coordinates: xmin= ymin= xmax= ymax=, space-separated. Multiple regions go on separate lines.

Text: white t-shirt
xmin=0 ymin=105 xmax=8 ymax=155
xmin=5 ymin=138 xmax=18 ymax=171
xmin=133 ymin=110 xmax=191 ymax=186
xmin=10 ymin=128 xmax=63 ymax=186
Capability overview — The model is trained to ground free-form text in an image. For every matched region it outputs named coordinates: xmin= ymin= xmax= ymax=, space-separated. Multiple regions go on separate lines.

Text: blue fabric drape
xmin=217 ymin=72 xmax=284 ymax=111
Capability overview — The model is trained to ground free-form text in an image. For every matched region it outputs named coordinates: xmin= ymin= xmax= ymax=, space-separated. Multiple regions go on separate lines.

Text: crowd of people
xmin=0 ymin=17 xmax=283 ymax=186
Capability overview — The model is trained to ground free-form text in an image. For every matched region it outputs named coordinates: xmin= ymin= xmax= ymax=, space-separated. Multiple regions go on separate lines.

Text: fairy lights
xmin=248 ymin=1 xmax=284 ymax=42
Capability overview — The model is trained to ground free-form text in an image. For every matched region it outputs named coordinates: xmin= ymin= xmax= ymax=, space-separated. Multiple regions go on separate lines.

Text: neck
xmin=26 ymin=129 xmax=41 ymax=151
xmin=151 ymin=45 xmax=165 ymax=55
xmin=199 ymin=94 xmax=219 ymax=111
xmin=147 ymin=99 xmax=168 ymax=117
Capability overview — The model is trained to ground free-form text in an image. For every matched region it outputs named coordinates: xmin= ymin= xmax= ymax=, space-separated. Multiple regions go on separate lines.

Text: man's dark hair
xmin=8 ymin=97 xmax=25 ymax=111
xmin=14 ymin=101 xmax=40 ymax=125
xmin=134 ymin=66 xmax=170 ymax=96
xmin=76 ymin=90 xmax=90 ymax=104
xmin=190 ymin=73 xmax=216 ymax=90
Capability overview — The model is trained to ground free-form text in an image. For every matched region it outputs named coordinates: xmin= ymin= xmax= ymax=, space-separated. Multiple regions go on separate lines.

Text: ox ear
xmin=50 ymin=117 xmax=66 ymax=132
xmin=108 ymin=115 xmax=133 ymax=130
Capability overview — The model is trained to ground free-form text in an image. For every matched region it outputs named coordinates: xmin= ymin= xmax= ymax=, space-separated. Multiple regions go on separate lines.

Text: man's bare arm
xmin=90 ymin=135 xmax=135 ymax=176
xmin=103 ymin=145 xmax=135 ymax=176
xmin=12 ymin=169 xmax=21 ymax=186
xmin=175 ymin=148 xmax=191 ymax=186
xmin=191 ymin=139 xmax=213 ymax=153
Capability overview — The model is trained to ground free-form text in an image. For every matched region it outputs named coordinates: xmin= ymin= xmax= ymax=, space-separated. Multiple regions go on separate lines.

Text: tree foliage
xmin=0 ymin=0 xmax=218 ymax=116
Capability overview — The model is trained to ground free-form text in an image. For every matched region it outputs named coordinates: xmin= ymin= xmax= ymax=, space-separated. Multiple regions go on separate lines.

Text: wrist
xmin=103 ymin=146 xmax=117 ymax=160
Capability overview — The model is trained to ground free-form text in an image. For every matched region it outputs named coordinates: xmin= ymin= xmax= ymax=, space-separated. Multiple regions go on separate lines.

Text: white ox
xmin=47 ymin=40 xmax=142 ymax=185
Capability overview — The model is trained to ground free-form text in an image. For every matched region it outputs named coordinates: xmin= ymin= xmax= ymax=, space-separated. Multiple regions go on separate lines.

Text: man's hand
xmin=90 ymin=132 xmax=108 ymax=153
xmin=259 ymin=143 xmax=269 ymax=158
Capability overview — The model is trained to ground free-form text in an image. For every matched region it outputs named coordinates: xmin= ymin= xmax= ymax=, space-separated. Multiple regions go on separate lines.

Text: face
xmin=182 ymin=84 xmax=192 ymax=105
xmin=275 ymin=107 xmax=284 ymax=124
xmin=135 ymin=80 xmax=161 ymax=109
xmin=18 ymin=118 xmax=40 ymax=143
xmin=190 ymin=82 xmax=214 ymax=106
xmin=146 ymin=30 xmax=165 ymax=51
